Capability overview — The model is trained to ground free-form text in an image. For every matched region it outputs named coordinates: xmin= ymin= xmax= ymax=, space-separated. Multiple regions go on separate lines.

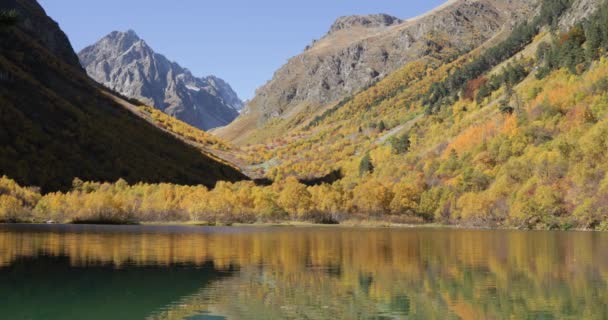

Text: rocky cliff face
xmin=559 ymin=0 xmax=602 ymax=28
xmin=79 ymin=31 xmax=243 ymax=130
xmin=217 ymin=0 xmax=538 ymax=143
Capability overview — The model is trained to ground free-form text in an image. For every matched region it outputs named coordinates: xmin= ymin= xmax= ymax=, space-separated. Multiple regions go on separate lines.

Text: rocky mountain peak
xmin=107 ymin=29 xmax=140 ymax=42
xmin=113 ymin=29 xmax=142 ymax=48
xmin=328 ymin=14 xmax=402 ymax=35
xmin=79 ymin=30 xmax=243 ymax=130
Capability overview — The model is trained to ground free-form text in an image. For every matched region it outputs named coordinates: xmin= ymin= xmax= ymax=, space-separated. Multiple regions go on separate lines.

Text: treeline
xmin=423 ymin=0 xmax=572 ymax=113
xmin=2 ymin=142 xmax=608 ymax=229
xmin=0 ymin=175 xmax=427 ymax=225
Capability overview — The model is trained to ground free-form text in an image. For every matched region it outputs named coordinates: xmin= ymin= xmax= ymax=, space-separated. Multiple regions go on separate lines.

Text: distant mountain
xmin=0 ymin=0 xmax=248 ymax=191
xmin=78 ymin=30 xmax=243 ymax=130
xmin=216 ymin=0 xmax=537 ymax=143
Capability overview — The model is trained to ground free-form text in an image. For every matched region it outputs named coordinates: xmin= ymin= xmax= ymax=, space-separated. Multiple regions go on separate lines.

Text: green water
xmin=0 ymin=224 xmax=606 ymax=319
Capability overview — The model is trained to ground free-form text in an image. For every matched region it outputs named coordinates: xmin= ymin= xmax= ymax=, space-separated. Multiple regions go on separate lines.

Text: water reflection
xmin=0 ymin=224 xmax=606 ymax=319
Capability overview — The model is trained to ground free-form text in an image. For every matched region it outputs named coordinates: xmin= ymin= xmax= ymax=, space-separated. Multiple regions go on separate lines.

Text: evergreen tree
xmin=359 ymin=153 xmax=374 ymax=177
xmin=378 ymin=120 xmax=386 ymax=132
xmin=390 ymin=133 xmax=411 ymax=154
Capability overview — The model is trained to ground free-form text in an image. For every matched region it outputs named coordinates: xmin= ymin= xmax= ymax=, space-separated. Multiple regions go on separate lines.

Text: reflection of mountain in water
xmin=0 ymin=255 xmax=234 ymax=320
xmin=0 ymin=225 xmax=606 ymax=319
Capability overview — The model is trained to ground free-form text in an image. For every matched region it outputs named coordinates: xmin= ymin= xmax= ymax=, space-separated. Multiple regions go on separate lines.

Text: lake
xmin=0 ymin=224 xmax=606 ymax=319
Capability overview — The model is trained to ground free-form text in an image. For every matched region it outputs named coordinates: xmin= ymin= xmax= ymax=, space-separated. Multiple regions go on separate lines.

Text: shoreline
xmin=1 ymin=220 xmax=602 ymax=232
xmin=144 ymin=221 xmax=603 ymax=232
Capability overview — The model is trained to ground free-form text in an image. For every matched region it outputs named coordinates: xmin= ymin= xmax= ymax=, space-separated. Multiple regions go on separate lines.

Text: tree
xmin=309 ymin=184 xmax=344 ymax=215
xmin=0 ymin=195 xmax=27 ymax=222
xmin=252 ymin=187 xmax=285 ymax=220
xmin=207 ymin=182 xmax=238 ymax=223
xmin=378 ymin=120 xmax=387 ymax=132
xmin=359 ymin=152 xmax=374 ymax=177
xmin=464 ymin=76 xmax=488 ymax=101
xmin=457 ymin=192 xmax=494 ymax=221
xmin=390 ymin=133 xmax=410 ymax=154
xmin=389 ymin=183 xmax=420 ymax=216
xmin=277 ymin=177 xmax=312 ymax=219
xmin=511 ymin=183 xmax=565 ymax=228
xmin=352 ymin=179 xmax=393 ymax=215
xmin=499 ymin=102 xmax=515 ymax=115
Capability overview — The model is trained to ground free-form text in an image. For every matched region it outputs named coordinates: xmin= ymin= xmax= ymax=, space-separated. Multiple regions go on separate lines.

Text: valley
xmin=1 ymin=0 xmax=608 ymax=231
xmin=1 ymin=1 xmax=608 ymax=319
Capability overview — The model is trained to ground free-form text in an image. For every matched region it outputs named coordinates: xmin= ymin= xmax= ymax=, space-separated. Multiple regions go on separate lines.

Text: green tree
xmin=359 ymin=152 xmax=374 ymax=177
xmin=390 ymin=133 xmax=410 ymax=154
xmin=378 ymin=120 xmax=386 ymax=132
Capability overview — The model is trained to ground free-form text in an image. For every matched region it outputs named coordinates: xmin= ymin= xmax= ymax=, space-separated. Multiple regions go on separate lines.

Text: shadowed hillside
xmin=0 ymin=0 xmax=248 ymax=192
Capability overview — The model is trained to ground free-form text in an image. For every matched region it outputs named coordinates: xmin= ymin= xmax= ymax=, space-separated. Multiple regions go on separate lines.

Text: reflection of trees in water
xmin=151 ymin=266 xmax=447 ymax=320
xmin=0 ymin=226 xmax=606 ymax=319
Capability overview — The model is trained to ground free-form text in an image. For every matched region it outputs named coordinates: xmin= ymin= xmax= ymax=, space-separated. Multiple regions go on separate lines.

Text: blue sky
xmin=39 ymin=0 xmax=446 ymax=100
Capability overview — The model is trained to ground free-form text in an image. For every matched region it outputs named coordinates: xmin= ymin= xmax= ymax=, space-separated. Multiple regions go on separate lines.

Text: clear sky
xmin=39 ymin=0 xmax=447 ymax=100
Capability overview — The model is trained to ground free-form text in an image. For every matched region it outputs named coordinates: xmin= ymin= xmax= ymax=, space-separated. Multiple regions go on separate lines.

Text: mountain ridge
xmin=217 ymin=0 xmax=538 ymax=144
xmin=327 ymin=14 xmax=403 ymax=35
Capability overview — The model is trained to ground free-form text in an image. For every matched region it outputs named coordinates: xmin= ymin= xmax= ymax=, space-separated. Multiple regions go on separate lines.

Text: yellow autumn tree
xmin=277 ymin=177 xmax=312 ymax=219
xmin=0 ymin=195 xmax=27 ymax=222
xmin=309 ymin=184 xmax=344 ymax=215
xmin=207 ymin=182 xmax=238 ymax=223
xmin=352 ymin=179 xmax=393 ymax=216
xmin=389 ymin=182 xmax=421 ymax=216
xmin=252 ymin=186 xmax=285 ymax=221
xmin=181 ymin=186 xmax=210 ymax=221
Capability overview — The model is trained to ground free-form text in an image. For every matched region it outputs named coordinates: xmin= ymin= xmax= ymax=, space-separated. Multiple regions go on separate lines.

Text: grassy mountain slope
xmin=0 ymin=0 xmax=248 ymax=192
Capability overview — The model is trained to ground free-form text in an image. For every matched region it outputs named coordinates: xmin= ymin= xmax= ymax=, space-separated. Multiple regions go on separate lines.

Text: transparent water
xmin=0 ymin=224 xmax=606 ymax=319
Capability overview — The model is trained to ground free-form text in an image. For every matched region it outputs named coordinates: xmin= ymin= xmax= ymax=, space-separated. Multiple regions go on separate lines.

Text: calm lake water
xmin=0 ymin=224 xmax=606 ymax=320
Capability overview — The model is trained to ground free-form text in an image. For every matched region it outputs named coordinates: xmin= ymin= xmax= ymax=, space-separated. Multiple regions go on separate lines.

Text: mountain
xmin=216 ymin=0 xmax=537 ymax=144
xmin=78 ymin=30 xmax=242 ymax=131
xmin=0 ymin=0 xmax=248 ymax=192
xmin=225 ymin=0 xmax=608 ymax=229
